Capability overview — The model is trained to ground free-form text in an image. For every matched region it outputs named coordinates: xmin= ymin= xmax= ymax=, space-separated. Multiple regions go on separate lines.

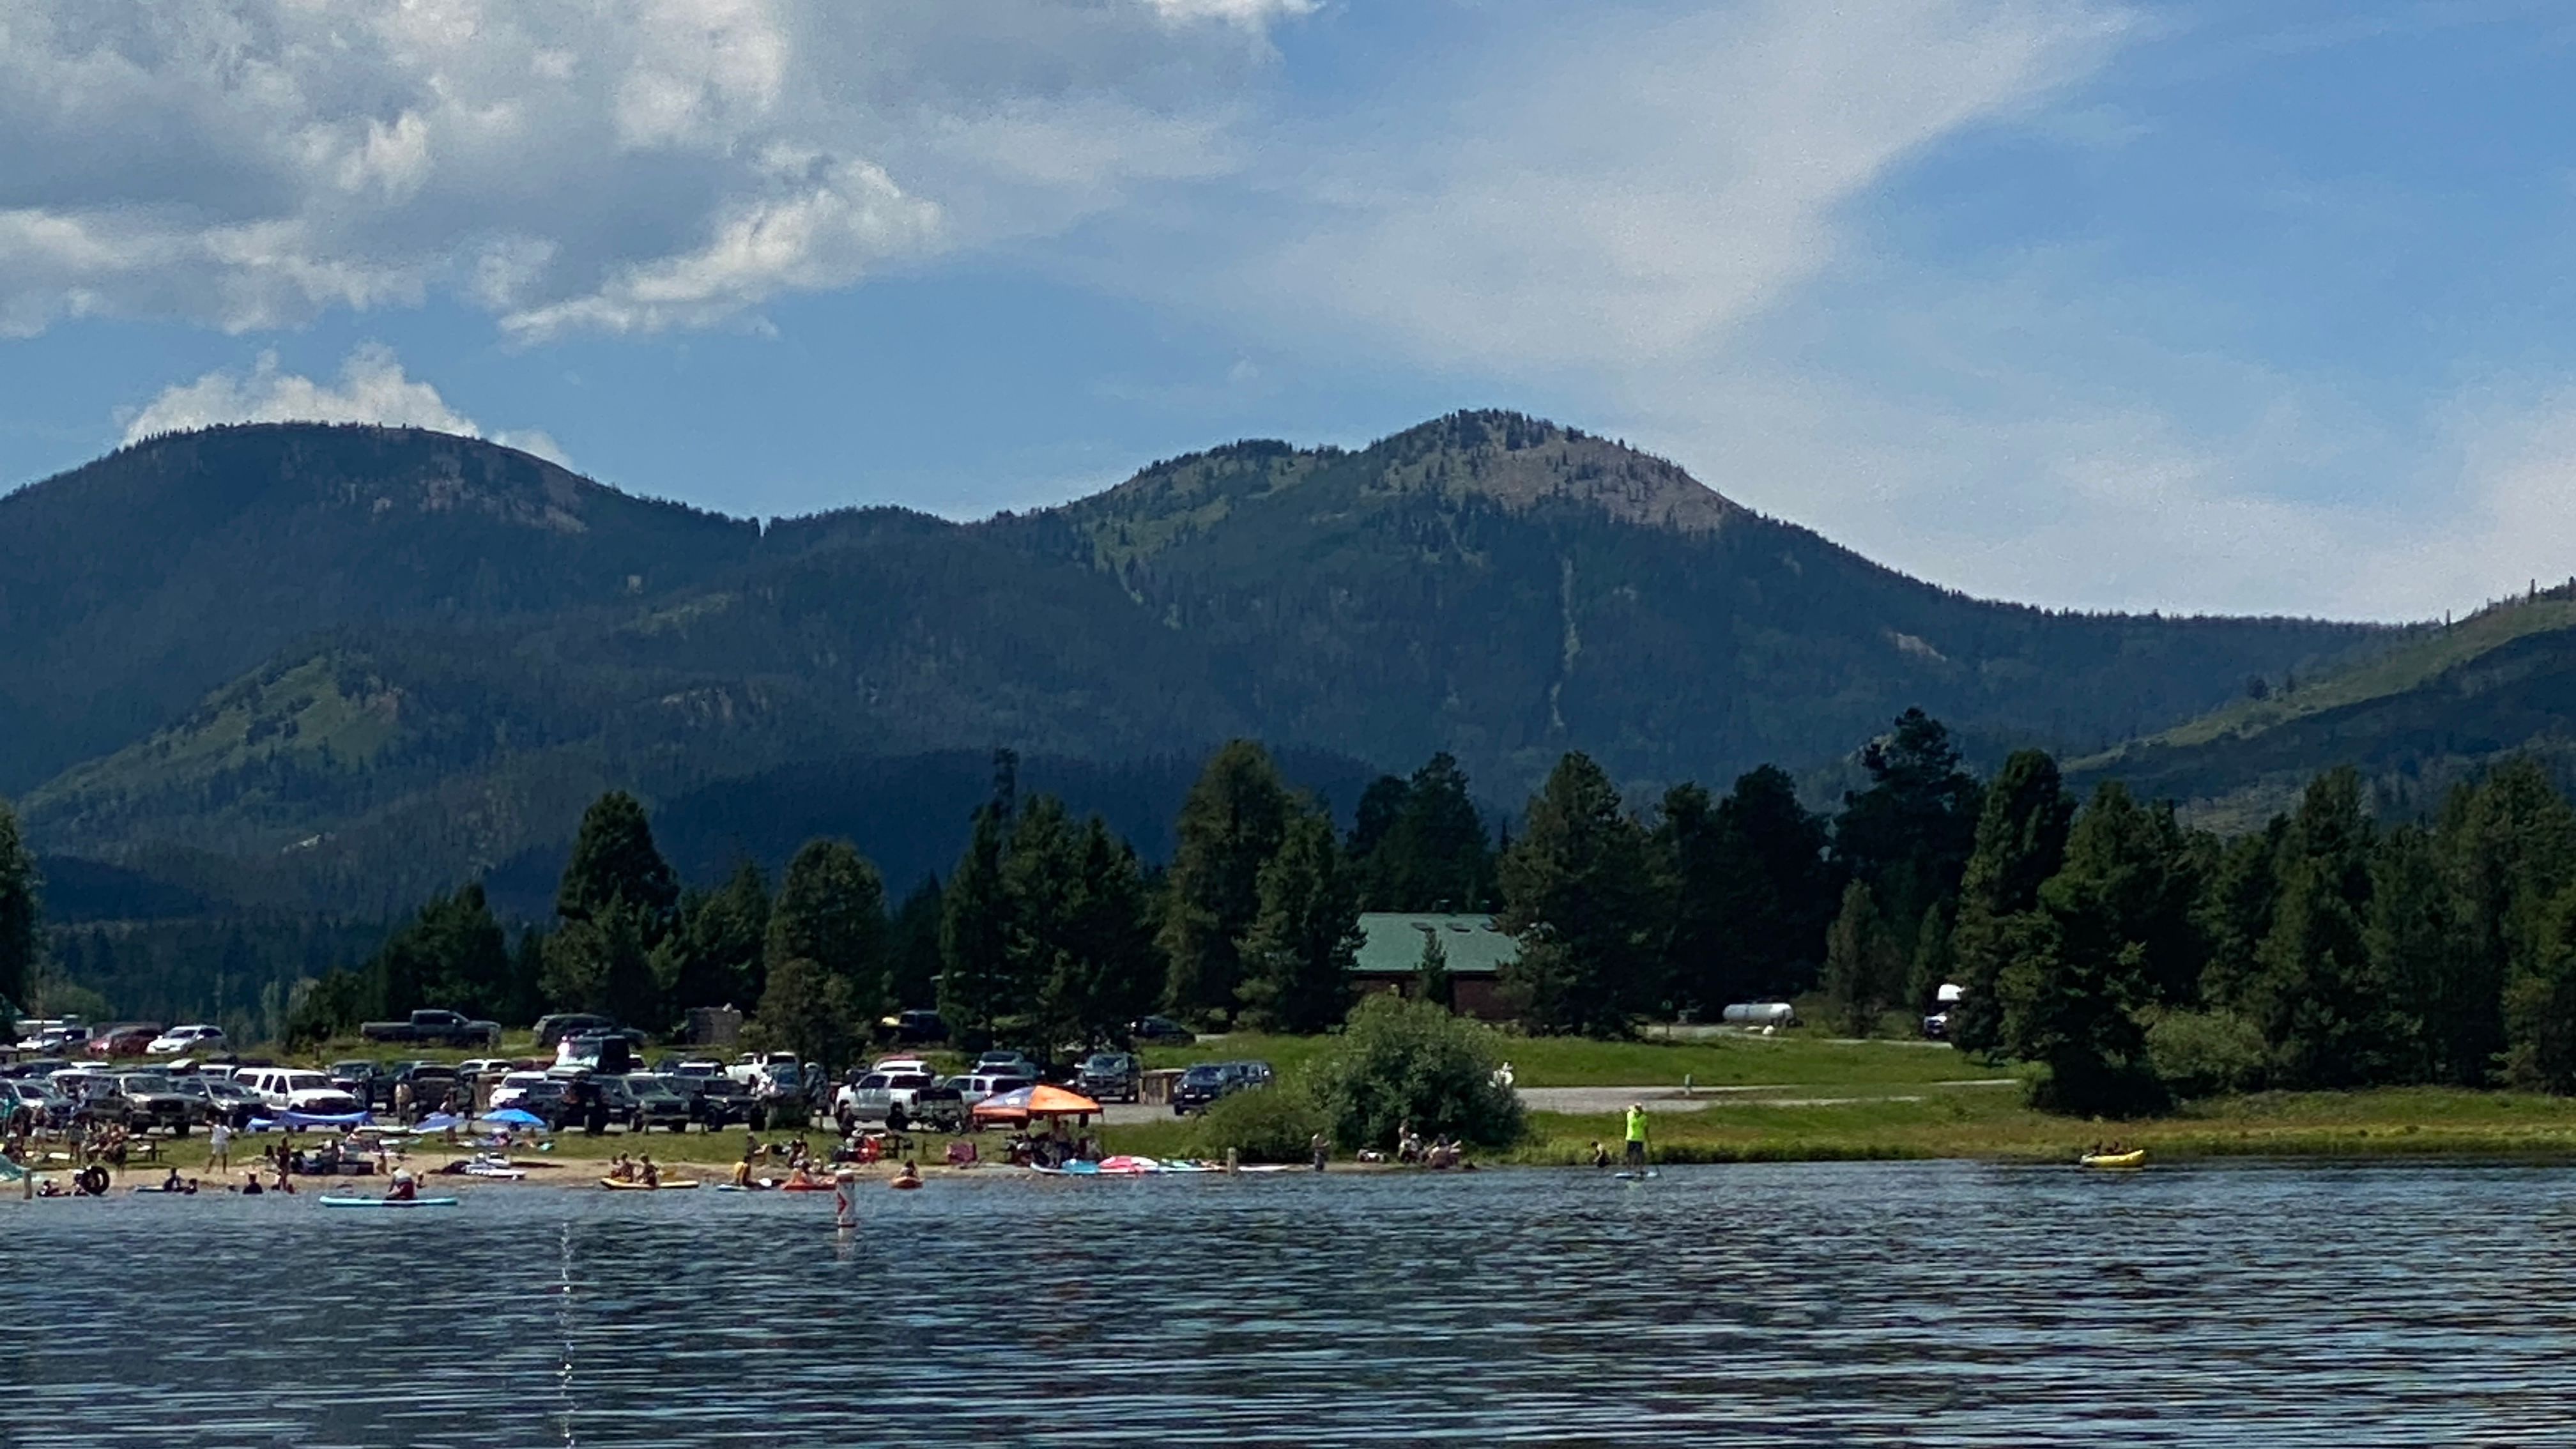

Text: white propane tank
xmin=1721 ymin=1002 xmax=1797 ymax=1029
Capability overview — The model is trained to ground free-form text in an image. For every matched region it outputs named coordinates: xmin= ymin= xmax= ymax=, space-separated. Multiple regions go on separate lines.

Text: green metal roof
xmin=1351 ymin=913 xmax=1519 ymax=977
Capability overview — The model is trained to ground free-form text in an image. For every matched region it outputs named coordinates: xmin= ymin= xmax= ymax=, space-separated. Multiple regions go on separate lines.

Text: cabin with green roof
xmin=1350 ymin=912 xmax=1517 ymax=1020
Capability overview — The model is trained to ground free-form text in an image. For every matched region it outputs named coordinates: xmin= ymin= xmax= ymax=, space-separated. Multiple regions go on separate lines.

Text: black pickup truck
xmin=359 ymin=1009 xmax=502 ymax=1048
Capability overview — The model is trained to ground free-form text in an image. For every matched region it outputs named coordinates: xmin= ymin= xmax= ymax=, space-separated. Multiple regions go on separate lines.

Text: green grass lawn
xmin=1143 ymin=1027 xmax=2002 ymax=1089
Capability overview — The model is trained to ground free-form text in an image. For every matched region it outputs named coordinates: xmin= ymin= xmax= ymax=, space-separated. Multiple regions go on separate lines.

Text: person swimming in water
xmin=892 ymin=1159 xmax=921 ymax=1189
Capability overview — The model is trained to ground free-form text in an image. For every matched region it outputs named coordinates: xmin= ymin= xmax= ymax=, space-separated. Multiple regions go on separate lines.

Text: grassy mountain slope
xmin=0 ymin=424 xmax=757 ymax=793
xmin=2076 ymin=591 xmax=2576 ymax=828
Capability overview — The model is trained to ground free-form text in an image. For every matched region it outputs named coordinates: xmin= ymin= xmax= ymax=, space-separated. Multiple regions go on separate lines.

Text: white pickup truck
xmin=832 ymin=1063 xmax=963 ymax=1133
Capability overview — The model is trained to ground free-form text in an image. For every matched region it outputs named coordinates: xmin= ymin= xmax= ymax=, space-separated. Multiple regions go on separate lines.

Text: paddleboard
xmin=1613 ymin=1170 xmax=1660 ymax=1181
xmin=319 ymin=1196 xmax=459 ymax=1208
xmin=599 ymin=1177 xmax=699 ymax=1190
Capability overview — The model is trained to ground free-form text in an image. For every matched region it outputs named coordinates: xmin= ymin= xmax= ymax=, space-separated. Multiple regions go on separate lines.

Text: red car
xmin=84 ymin=1025 xmax=162 ymax=1059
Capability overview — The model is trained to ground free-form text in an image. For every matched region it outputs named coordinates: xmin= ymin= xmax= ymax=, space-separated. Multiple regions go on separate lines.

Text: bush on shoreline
xmin=1310 ymin=994 xmax=1524 ymax=1151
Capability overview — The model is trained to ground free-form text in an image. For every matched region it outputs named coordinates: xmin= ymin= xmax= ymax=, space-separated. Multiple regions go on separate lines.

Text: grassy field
xmin=1142 ymin=1028 xmax=2001 ymax=1090
xmin=238 ymin=1029 xmax=2576 ymax=1170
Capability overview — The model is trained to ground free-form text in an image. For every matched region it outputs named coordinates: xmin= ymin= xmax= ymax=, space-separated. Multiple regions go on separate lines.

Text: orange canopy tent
xmin=970 ymin=1083 xmax=1103 ymax=1124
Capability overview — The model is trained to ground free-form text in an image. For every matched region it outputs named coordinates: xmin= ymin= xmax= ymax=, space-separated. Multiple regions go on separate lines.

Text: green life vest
xmin=1625 ymin=1107 xmax=1648 ymax=1144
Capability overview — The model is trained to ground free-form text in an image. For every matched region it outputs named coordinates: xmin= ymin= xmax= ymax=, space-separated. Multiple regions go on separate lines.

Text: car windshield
xmin=1181 ymin=1066 xmax=1225 ymax=1083
xmin=284 ymin=1073 xmax=332 ymax=1093
xmin=889 ymin=1074 xmax=931 ymax=1089
xmin=120 ymin=1075 xmax=172 ymax=1092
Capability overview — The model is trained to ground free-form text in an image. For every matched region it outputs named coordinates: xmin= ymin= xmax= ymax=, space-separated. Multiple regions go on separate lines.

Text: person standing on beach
xmin=1624 ymin=1103 xmax=1648 ymax=1170
xmin=1310 ymin=1131 xmax=1329 ymax=1173
xmin=208 ymin=1119 xmax=231 ymax=1174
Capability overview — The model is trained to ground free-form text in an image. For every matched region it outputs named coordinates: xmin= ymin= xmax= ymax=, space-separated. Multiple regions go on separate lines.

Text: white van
xmin=237 ymin=1068 xmax=363 ymax=1116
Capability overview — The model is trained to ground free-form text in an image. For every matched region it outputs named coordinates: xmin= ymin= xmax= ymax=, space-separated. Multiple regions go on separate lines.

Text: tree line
xmin=27 ymin=703 xmax=2576 ymax=1120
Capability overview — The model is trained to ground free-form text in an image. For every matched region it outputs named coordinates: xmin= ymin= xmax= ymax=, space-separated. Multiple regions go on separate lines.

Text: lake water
xmin=6 ymin=1160 xmax=2575 ymax=1446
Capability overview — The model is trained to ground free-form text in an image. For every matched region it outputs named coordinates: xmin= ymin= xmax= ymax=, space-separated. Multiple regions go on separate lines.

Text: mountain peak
xmin=1371 ymin=410 xmax=1735 ymax=533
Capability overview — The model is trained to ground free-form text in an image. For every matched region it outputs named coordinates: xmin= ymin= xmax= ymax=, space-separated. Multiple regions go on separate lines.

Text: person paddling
xmin=1624 ymin=1103 xmax=1650 ymax=1172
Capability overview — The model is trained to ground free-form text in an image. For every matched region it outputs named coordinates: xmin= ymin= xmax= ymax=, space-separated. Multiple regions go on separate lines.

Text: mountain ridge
xmin=3 ymin=415 xmax=2396 ymax=914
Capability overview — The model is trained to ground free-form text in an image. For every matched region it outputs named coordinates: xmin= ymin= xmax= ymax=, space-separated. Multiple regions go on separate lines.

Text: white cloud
xmin=121 ymin=345 xmax=569 ymax=467
xmin=1220 ymin=0 xmax=2131 ymax=373
xmin=0 ymin=1 xmax=1302 ymax=340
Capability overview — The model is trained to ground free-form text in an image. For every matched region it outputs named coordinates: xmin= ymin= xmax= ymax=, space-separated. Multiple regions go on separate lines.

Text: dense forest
xmin=19 ymin=707 xmax=2576 ymax=1122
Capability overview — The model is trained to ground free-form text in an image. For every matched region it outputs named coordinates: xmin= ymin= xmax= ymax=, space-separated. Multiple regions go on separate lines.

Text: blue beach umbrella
xmin=479 ymin=1108 xmax=548 ymax=1129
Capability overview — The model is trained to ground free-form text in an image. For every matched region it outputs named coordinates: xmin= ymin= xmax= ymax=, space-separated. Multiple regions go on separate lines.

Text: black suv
xmin=1075 ymin=1052 xmax=1142 ymax=1103
xmin=1171 ymin=1061 xmax=1271 ymax=1115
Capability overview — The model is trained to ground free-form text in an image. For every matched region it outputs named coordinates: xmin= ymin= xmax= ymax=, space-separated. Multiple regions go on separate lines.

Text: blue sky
xmin=3 ymin=1 xmax=2572 ymax=620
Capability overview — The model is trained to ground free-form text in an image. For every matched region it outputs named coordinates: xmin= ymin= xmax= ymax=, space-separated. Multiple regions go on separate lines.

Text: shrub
xmin=1309 ymin=993 xmax=1526 ymax=1151
xmin=1192 ymin=1084 xmax=1329 ymax=1164
xmin=2145 ymin=1008 xmax=2268 ymax=1099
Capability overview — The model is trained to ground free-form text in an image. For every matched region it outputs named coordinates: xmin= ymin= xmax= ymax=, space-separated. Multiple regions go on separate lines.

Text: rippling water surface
xmin=6 ymin=1160 xmax=2576 ymax=1446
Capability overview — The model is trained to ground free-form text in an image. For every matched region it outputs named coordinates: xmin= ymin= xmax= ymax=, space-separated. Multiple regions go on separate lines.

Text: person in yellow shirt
xmin=1623 ymin=1103 xmax=1648 ymax=1171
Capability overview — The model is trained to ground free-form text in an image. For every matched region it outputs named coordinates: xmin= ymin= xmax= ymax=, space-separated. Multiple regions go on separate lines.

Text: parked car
xmin=556 ymin=1033 xmax=636 ymax=1077
xmin=358 ymin=1009 xmax=502 ymax=1048
xmin=901 ymin=1082 xmax=968 ymax=1134
xmin=84 ymin=1025 xmax=162 ymax=1059
xmin=626 ymin=1075 xmax=694 ymax=1132
xmin=2 ymin=1078 xmax=77 ymax=1130
xmin=328 ymin=1060 xmax=387 ymax=1108
xmin=533 ymin=1013 xmax=617 ymax=1048
xmin=835 ymin=1069 xmax=941 ymax=1131
xmin=1172 ymin=1060 xmax=1274 ymax=1115
xmin=688 ymin=1075 xmax=757 ymax=1130
xmin=488 ymin=1072 xmax=553 ymax=1112
xmin=172 ymin=1074 xmax=264 ymax=1130
xmin=1074 ymin=1052 xmax=1142 ymax=1103
xmin=1129 ymin=1015 xmax=1195 ymax=1045
xmin=947 ymin=1073 xmax=1034 ymax=1112
xmin=889 ymin=1008 xmax=948 ymax=1044
xmin=236 ymin=1067 xmax=364 ymax=1117
xmin=146 ymin=1024 xmax=225 ymax=1055
xmin=394 ymin=1063 xmax=464 ymax=1114
xmin=730 ymin=1052 xmax=803 ymax=1100
xmin=113 ymin=1071 xmax=205 ymax=1135
xmin=973 ymin=1050 xmax=1043 ymax=1082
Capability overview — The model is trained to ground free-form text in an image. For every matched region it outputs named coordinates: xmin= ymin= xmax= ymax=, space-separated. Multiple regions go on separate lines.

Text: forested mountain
xmin=2 ymin=415 xmax=2387 ymax=919
xmin=2078 ymin=588 xmax=2576 ymax=829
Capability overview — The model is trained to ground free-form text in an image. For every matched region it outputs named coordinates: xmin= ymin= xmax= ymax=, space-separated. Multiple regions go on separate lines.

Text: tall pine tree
xmin=1161 ymin=740 xmax=1294 ymax=1022
xmin=766 ymin=839 xmax=889 ymax=1022
xmin=1496 ymin=752 xmax=1659 ymax=1036
xmin=1947 ymin=749 xmax=2073 ymax=1054
xmin=0 ymin=797 xmax=40 ymax=1031
xmin=1237 ymin=810 xmax=1363 ymax=1033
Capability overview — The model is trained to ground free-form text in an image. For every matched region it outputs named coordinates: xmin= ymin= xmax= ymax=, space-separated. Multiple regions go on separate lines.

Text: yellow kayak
xmin=2080 ymin=1149 xmax=2147 ymax=1169
xmin=599 ymin=1177 xmax=700 ymax=1190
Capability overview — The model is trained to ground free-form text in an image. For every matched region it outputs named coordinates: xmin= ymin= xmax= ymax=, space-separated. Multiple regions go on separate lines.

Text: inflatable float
xmin=319 ymin=1195 xmax=459 ymax=1208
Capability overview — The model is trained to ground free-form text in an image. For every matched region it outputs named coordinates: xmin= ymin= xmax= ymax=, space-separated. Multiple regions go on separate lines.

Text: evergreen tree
xmin=1161 ymin=740 xmax=1294 ymax=1022
xmin=503 ymin=926 xmax=549 ymax=1028
xmin=2054 ymin=783 xmax=2204 ymax=1007
xmin=752 ymin=954 xmax=857 ymax=1075
xmin=1820 ymin=881 xmax=1904 ymax=1037
xmin=1997 ymin=908 xmax=2165 ymax=1118
xmin=2250 ymin=769 xmax=2396 ymax=1089
xmin=368 ymin=882 xmax=512 ymax=1021
xmin=885 ymin=876 xmax=946 ymax=1013
xmin=2442 ymin=760 xmax=2576 ymax=1087
xmin=1237 ymin=810 xmax=1363 ymax=1033
xmin=1413 ymin=929 xmax=1454 ymax=1010
xmin=1947 ymin=749 xmax=2074 ymax=1053
xmin=2368 ymin=824 xmax=2454 ymax=1083
xmin=766 ymin=838 xmax=888 ymax=1020
xmin=1349 ymin=774 xmax=1409 ymax=901
xmin=542 ymin=894 xmax=661 ymax=1026
xmin=0 ymin=799 xmax=36 ymax=1032
xmin=1367 ymin=753 xmax=1494 ymax=912
xmin=1496 ymin=751 xmax=1659 ymax=1036
xmin=1712 ymin=764 xmax=1837 ymax=999
xmin=1653 ymin=782 xmax=1729 ymax=1016
xmin=940 ymin=763 xmax=1019 ymax=1051
xmin=2195 ymin=819 xmax=2285 ymax=1011
xmin=555 ymin=791 xmax=678 ymax=934
xmin=670 ymin=861 xmax=769 ymax=1011
xmin=1834 ymin=708 xmax=1982 ymax=957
